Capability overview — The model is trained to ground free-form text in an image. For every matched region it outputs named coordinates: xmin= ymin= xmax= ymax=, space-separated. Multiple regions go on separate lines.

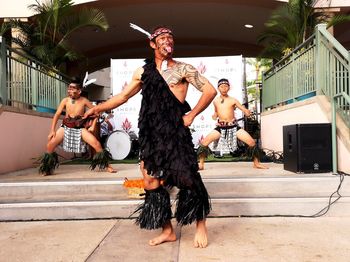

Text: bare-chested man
xmin=84 ymin=26 xmax=216 ymax=248
xmin=198 ymin=78 xmax=268 ymax=170
xmin=38 ymin=78 xmax=116 ymax=176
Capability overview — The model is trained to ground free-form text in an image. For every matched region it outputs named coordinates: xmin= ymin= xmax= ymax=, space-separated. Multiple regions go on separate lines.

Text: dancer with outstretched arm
xmin=84 ymin=25 xmax=216 ymax=248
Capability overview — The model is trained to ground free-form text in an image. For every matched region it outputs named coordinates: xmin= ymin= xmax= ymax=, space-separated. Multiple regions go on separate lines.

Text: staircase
xmin=0 ymin=162 xmax=349 ymax=221
xmin=262 ymin=24 xmax=350 ymax=174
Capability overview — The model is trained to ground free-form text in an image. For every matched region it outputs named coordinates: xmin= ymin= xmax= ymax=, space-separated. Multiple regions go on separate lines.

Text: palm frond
xmin=59 ymin=7 xmax=108 ymax=45
xmin=327 ymin=14 xmax=350 ymax=28
xmin=10 ymin=0 xmax=108 ymax=69
xmin=257 ymin=0 xmax=347 ymax=59
xmin=259 ymin=42 xmax=285 ymax=61
xmin=0 ymin=22 xmax=11 ymax=36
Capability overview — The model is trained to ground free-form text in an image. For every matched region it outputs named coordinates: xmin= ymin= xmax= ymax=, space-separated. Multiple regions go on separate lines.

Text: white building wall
xmin=261 ymin=97 xmax=350 ymax=173
xmin=0 ymin=0 xmax=96 ymax=18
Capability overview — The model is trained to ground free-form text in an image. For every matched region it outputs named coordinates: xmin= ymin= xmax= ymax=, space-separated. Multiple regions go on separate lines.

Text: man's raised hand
xmin=83 ymin=107 xmax=99 ymax=119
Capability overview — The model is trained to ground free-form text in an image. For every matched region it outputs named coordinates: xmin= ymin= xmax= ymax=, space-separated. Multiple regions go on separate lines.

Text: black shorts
xmin=214 ymin=124 xmax=241 ymax=134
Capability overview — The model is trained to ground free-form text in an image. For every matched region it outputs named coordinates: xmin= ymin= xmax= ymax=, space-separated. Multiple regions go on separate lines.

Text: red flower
xmin=197 ymin=61 xmax=206 ymax=74
xmin=122 ymin=118 xmax=132 ymax=132
xmin=122 ymin=81 xmax=128 ymax=90
xmin=198 ymin=135 xmax=204 ymax=144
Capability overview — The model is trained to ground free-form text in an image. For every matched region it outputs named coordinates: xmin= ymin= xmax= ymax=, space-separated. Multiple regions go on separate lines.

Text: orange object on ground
xmin=123 ymin=178 xmax=164 ymax=188
xmin=123 ymin=178 xmax=145 ymax=188
xmin=123 ymin=178 xmax=145 ymax=198
xmin=123 ymin=178 xmax=165 ymax=198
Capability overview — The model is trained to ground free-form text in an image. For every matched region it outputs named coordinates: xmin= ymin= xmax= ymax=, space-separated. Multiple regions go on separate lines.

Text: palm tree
xmin=245 ymin=57 xmax=272 ymax=125
xmin=0 ymin=21 xmax=11 ymax=37
xmin=246 ymin=58 xmax=272 ymax=114
xmin=10 ymin=0 xmax=108 ymax=70
xmin=257 ymin=0 xmax=350 ymax=60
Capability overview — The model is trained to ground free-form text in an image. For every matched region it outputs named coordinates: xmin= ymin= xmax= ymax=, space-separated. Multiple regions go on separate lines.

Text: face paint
xmin=67 ymin=84 xmax=81 ymax=99
xmin=155 ymin=33 xmax=174 ymax=57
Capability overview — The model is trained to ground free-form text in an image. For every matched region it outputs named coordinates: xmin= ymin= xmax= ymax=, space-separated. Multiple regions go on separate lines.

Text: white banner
xmin=110 ymin=55 xmax=243 ymax=148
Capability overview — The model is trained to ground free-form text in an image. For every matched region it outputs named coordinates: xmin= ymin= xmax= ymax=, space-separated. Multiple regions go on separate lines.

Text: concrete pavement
xmin=1 ymin=217 xmax=350 ymax=262
xmin=0 ymin=162 xmax=350 ymax=261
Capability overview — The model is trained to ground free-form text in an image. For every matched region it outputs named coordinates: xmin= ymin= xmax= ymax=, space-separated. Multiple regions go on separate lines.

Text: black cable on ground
xmin=262 ymin=148 xmax=283 ymax=164
xmin=4 ymin=164 xmax=349 ymax=222
xmin=226 ymin=171 xmax=349 ymax=219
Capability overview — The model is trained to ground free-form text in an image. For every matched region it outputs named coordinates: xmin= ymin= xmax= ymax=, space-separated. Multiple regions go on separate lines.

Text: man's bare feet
xmin=253 ymin=159 xmax=269 ymax=169
xmin=42 ymin=170 xmax=53 ymax=176
xmin=198 ymin=163 xmax=204 ymax=170
xmin=149 ymin=227 xmax=176 ymax=246
xmin=198 ymin=158 xmax=205 ymax=170
xmin=106 ymin=165 xmax=117 ymax=173
xmin=194 ymin=220 xmax=208 ymax=248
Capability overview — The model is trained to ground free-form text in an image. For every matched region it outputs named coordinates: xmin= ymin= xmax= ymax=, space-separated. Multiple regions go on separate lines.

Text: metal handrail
xmin=262 ymin=24 xmax=349 ymax=111
xmin=264 ymin=34 xmax=315 ymax=78
xmin=262 ymin=24 xmax=350 ymax=173
xmin=0 ymin=37 xmax=70 ymax=112
xmin=332 ymin=92 xmax=350 ymax=173
xmin=6 ymin=45 xmax=70 ymax=79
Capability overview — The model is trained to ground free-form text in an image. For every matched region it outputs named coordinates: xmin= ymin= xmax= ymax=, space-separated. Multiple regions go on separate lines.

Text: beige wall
xmin=261 ymin=96 xmax=350 ymax=173
xmin=0 ymin=106 xmax=73 ymax=174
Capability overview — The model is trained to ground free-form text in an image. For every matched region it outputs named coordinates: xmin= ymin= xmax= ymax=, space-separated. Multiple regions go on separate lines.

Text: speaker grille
xmin=283 ymin=124 xmax=332 ymax=173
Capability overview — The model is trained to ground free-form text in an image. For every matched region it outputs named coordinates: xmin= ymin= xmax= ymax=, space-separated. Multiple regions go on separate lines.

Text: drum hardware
xmin=106 ymin=130 xmax=139 ymax=160
xmin=127 ymin=131 xmax=140 ymax=159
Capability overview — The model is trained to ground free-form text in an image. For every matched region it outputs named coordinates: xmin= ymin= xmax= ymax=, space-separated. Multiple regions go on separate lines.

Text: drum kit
xmin=106 ymin=130 xmax=139 ymax=160
xmin=105 ymin=116 xmax=260 ymax=160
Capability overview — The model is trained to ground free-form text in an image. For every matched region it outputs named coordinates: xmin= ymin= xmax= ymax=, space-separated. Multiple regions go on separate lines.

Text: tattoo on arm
xmin=183 ymin=64 xmax=207 ymax=91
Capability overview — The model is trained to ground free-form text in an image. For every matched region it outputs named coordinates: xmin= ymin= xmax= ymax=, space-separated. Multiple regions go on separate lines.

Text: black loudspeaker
xmin=283 ymin=123 xmax=332 ymax=173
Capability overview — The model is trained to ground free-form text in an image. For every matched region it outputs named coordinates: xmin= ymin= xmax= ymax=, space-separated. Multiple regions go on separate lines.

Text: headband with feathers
xmin=129 ymin=23 xmax=173 ymax=40
xmin=83 ymin=72 xmax=96 ymax=88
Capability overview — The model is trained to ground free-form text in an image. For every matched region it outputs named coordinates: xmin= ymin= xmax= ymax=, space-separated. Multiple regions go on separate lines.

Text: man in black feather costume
xmin=84 ymin=26 xmax=217 ymax=248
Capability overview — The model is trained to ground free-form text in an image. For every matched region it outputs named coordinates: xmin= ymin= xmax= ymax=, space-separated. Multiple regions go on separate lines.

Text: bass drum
xmin=106 ymin=130 xmax=132 ymax=160
xmin=127 ymin=131 xmax=140 ymax=159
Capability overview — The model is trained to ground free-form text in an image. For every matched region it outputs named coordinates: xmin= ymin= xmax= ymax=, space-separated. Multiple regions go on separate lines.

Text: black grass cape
xmin=138 ymin=59 xmax=211 ymax=225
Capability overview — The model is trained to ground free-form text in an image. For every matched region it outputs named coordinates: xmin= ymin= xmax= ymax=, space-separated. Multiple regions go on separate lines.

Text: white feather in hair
xmin=83 ymin=72 xmax=89 ymax=87
xmin=83 ymin=72 xmax=96 ymax=88
xmin=129 ymin=23 xmax=151 ymax=38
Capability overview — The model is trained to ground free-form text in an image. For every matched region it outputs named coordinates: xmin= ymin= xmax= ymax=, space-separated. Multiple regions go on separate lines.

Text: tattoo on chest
xmin=161 ymin=63 xmax=206 ymax=91
xmin=161 ymin=63 xmax=183 ymax=86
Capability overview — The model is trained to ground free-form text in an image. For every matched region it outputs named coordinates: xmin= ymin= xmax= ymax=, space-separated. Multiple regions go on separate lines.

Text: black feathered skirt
xmin=133 ymin=59 xmax=211 ymax=229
